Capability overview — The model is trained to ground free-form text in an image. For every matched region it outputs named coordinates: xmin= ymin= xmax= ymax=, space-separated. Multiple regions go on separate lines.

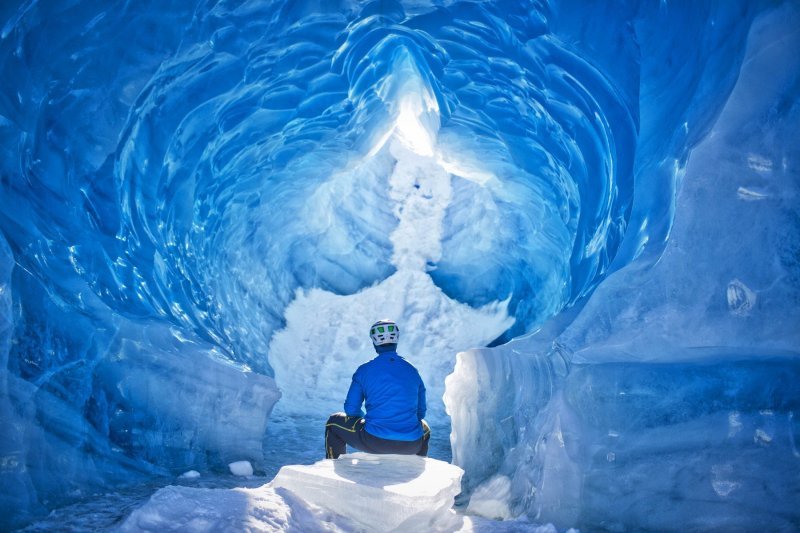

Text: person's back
xmin=346 ymin=348 xmax=425 ymax=441
xmin=325 ymin=319 xmax=430 ymax=459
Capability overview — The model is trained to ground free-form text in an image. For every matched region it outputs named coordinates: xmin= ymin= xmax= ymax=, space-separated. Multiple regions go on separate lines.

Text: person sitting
xmin=325 ymin=319 xmax=430 ymax=459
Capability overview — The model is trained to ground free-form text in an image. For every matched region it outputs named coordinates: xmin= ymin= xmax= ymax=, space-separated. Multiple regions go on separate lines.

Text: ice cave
xmin=1 ymin=0 xmax=798 ymax=530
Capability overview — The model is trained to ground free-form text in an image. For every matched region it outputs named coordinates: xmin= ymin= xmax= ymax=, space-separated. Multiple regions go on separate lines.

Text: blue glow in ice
xmin=1 ymin=0 xmax=798 ymax=529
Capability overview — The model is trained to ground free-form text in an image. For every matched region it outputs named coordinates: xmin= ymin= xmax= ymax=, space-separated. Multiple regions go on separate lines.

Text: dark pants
xmin=325 ymin=412 xmax=430 ymax=459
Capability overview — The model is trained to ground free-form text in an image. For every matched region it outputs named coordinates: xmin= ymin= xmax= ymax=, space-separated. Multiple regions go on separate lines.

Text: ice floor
xmin=2 ymin=0 xmax=799 ymax=530
xmin=19 ymin=458 xmax=556 ymax=533
xmin=19 ymin=412 xmax=460 ymax=532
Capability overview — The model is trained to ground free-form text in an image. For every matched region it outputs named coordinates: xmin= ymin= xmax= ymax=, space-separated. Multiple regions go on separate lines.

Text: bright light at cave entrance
xmin=396 ymin=96 xmax=435 ymax=156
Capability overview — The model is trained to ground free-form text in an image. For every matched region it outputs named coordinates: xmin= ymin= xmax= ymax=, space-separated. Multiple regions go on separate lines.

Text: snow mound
xmin=119 ymin=454 xmax=465 ymax=532
xmin=229 ymin=461 xmax=254 ymax=476
xmin=271 ymin=453 xmax=464 ymax=531
xmin=118 ymin=484 xmax=352 ymax=533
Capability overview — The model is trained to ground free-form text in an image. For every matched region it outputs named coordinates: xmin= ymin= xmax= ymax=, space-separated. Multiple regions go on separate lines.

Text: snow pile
xmin=2 ymin=0 xmax=797 ymax=529
xmin=272 ymin=453 xmax=464 ymax=531
xmin=228 ymin=461 xmax=254 ymax=477
xmin=120 ymin=453 xmax=466 ymax=532
xmin=118 ymin=484 xmax=352 ymax=533
xmin=268 ymin=137 xmax=514 ymax=425
xmin=466 ymin=475 xmax=513 ymax=520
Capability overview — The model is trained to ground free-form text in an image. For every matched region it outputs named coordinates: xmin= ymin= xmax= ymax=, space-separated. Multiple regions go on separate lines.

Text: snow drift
xmin=1 ymin=0 xmax=798 ymax=529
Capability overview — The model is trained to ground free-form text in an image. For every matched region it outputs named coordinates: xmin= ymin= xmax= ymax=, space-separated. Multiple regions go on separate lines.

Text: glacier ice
xmin=119 ymin=454 xmax=463 ymax=532
xmin=446 ymin=350 xmax=800 ymax=530
xmin=445 ymin=1 xmax=800 ymax=530
xmin=229 ymin=461 xmax=254 ymax=477
xmin=118 ymin=482 xmax=355 ymax=533
xmin=273 ymin=453 xmax=464 ymax=531
xmin=0 ymin=0 xmax=798 ymax=530
xmin=119 ymin=454 xmax=552 ymax=532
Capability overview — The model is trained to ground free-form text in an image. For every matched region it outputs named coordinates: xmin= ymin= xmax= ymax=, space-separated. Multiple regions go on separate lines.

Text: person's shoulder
xmin=395 ymin=353 xmax=422 ymax=372
xmin=357 ymin=355 xmax=381 ymax=372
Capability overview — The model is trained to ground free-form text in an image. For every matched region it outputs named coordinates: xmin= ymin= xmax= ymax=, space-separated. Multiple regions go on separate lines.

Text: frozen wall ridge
xmin=445 ymin=1 xmax=800 ymax=529
xmin=95 ymin=322 xmax=281 ymax=468
xmin=446 ymin=351 xmax=800 ymax=529
xmin=1 ymin=0 xmax=798 ymax=529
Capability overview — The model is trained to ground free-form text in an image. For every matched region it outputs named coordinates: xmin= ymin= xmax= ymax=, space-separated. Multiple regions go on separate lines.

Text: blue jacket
xmin=344 ymin=350 xmax=426 ymax=441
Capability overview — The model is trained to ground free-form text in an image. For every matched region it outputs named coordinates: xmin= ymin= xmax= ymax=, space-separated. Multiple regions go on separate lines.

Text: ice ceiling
xmin=1 ymin=0 xmax=799 ymax=529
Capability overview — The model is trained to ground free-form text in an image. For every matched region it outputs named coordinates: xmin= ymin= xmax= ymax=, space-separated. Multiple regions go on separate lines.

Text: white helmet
xmin=370 ymin=319 xmax=399 ymax=346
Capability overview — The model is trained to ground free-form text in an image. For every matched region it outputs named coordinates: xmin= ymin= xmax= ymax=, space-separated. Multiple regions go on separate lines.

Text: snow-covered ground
xmin=118 ymin=454 xmax=562 ymax=533
xmin=23 ymin=455 xmax=564 ymax=533
xmin=3 ymin=0 xmax=799 ymax=530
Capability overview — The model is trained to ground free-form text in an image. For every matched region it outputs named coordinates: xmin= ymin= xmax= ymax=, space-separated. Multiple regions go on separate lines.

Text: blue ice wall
xmin=1 ymin=0 xmax=797 ymax=529
xmin=445 ymin=2 xmax=800 ymax=529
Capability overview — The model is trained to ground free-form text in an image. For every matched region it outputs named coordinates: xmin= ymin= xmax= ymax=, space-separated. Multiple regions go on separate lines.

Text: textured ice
xmin=465 ymin=474 xmax=513 ymax=520
xmin=272 ymin=453 xmax=463 ymax=532
xmin=1 ymin=0 xmax=799 ymax=529
xmin=445 ymin=3 xmax=800 ymax=529
xmin=446 ymin=350 xmax=800 ymax=530
xmin=119 ymin=454 xmax=464 ymax=532
xmin=267 ymin=128 xmax=514 ymax=425
xmin=118 ymin=483 xmax=354 ymax=533
xmin=229 ymin=461 xmax=254 ymax=477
